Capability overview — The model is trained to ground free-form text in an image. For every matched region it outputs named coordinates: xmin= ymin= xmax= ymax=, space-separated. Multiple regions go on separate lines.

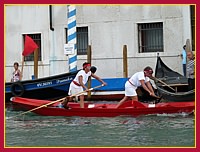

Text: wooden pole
xmin=185 ymin=39 xmax=191 ymax=65
xmin=34 ymin=48 xmax=38 ymax=79
xmin=185 ymin=39 xmax=191 ymax=52
xmin=21 ymin=56 xmax=25 ymax=80
xmin=151 ymin=76 xmax=176 ymax=92
xmin=87 ymin=45 xmax=92 ymax=100
xmin=123 ymin=45 xmax=128 ymax=78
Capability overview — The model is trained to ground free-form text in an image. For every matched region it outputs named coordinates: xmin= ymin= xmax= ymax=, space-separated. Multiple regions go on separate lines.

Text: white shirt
xmin=73 ymin=70 xmax=92 ymax=86
xmin=128 ymin=71 xmax=150 ymax=87
xmin=12 ymin=70 xmax=20 ymax=82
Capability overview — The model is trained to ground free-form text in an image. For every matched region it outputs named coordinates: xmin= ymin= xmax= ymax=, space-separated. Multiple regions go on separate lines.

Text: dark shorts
xmin=188 ymin=78 xmax=195 ymax=90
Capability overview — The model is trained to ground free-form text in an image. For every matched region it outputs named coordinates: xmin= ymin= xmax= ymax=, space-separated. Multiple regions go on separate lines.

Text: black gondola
xmin=154 ymin=56 xmax=195 ymax=102
xmin=5 ymin=71 xmax=78 ymax=102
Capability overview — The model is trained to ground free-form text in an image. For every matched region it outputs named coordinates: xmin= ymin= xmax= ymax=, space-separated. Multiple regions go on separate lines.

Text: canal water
xmin=5 ymin=105 xmax=195 ymax=147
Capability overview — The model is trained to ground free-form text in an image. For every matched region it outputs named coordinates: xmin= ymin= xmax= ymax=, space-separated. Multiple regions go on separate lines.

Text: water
xmin=5 ymin=107 xmax=195 ymax=147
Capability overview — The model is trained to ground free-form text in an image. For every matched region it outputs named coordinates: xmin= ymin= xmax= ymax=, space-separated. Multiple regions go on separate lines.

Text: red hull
xmin=84 ymin=94 xmax=124 ymax=101
xmin=10 ymin=97 xmax=195 ymax=117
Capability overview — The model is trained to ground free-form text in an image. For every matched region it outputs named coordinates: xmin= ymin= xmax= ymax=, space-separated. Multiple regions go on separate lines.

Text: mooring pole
xmin=67 ymin=5 xmax=77 ymax=72
xmin=34 ymin=48 xmax=39 ymax=79
xmin=87 ymin=45 xmax=92 ymax=100
xmin=185 ymin=39 xmax=191 ymax=52
xmin=123 ymin=45 xmax=128 ymax=78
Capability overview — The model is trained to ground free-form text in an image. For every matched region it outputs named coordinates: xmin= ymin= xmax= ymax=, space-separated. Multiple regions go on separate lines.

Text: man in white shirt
xmin=116 ymin=66 xmax=155 ymax=108
xmin=67 ymin=62 xmax=107 ymax=108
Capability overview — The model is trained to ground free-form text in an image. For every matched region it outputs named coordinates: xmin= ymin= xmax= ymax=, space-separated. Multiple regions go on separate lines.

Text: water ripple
xmin=5 ymin=109 xmax=195 ymax=147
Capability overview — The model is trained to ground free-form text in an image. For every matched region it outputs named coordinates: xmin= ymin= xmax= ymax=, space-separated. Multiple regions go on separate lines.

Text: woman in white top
xmin=11 ymin=62 xmax=22 ymax=82
xmin=116 ymin=66 xmax=155 ymax=108
xmin=68 ymin=62 xmax=107 ymax=108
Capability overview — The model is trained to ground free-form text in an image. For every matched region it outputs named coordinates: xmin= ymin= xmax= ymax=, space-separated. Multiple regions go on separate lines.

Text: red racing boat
xmin=10 ymin=97 xmax=195 ymax=117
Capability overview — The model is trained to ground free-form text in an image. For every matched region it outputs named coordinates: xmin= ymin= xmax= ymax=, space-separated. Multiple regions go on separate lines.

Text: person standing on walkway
xmin=180 ymin=45 xmax=187 ymax=76
xmin=186 ymin=51 xmax=195 ymax=90
xmin=11 ymin=62 xmax=22 ymax=82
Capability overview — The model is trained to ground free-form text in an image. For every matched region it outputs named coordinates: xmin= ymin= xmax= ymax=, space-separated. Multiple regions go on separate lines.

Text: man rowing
xmin=116 ymin=66 xmax=156 ymax=108
xmin=64 ymin=62 xmax=107 ymax=108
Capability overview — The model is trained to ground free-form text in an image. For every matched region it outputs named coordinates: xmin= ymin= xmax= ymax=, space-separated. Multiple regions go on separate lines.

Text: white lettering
xmin=56 ymin=77 xmax=73 ymax=84
xmin=37 ymin=81 xmax=53 ymax=87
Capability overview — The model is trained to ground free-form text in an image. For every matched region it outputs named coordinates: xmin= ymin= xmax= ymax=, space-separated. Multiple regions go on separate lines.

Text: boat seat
xmin=88 ymin=104 xmax=107 ymax=108
xmin=117 ymin=100 xmax=146 ymax=109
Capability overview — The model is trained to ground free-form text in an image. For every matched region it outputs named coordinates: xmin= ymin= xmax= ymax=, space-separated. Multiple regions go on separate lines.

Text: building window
xmin=65 ymin=27 xmax=88 ymax=55
xmin=23 ymin=34 xmax=42 ymax=61
xmin=138 ymin=22 xmax=164 ymax=53
xmin=190 ymin=5 xmax=195 ymax=51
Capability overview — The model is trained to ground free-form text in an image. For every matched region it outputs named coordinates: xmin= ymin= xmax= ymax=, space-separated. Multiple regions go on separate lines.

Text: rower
xmin=59 ymin=64 xmax=106 ymax=108
xmin=116 ymin=66 xmax=157 ymax=108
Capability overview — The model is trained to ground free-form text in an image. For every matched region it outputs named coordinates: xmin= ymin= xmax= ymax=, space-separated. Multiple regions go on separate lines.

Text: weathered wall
xmin=5 ymin=5 xmax=192 ymax=81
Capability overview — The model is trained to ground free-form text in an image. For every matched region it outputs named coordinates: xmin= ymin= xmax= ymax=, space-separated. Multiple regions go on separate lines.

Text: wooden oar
xmin=151 ymin=76 xmax=176 ymax=92
xmin=8 ymin=84 xmax=105 ymax=119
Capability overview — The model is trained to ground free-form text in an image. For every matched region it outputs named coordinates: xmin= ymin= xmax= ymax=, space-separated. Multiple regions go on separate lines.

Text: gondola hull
xmin=156 ymin=86 xmax=195 ymax=102
xmin=10 ymin=97 xmax=195 ymax=117
xmin=5 ymin=71 xmax=78 ymax=102
xmin=154 ymin=56 xmax=195 ymax=102
xmin=5 ymin=73 xmax=127 ymax=102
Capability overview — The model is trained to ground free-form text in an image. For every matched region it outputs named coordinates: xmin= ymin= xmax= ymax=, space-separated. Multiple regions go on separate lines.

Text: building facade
xmin=5 ymin=5 xmax=195 ymax=82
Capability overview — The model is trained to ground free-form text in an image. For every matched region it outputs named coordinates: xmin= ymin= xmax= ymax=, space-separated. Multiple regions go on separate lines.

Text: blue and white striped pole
xmin=67 ymin=5 xmax=77 ymax=72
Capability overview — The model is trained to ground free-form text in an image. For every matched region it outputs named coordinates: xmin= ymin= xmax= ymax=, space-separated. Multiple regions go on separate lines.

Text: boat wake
xmin=156 ymin=111 xmax=194 ymax=117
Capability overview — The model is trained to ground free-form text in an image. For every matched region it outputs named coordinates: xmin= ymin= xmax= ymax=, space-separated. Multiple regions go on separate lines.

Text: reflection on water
xmin=5 ymin=108 xmax=195 ymax=147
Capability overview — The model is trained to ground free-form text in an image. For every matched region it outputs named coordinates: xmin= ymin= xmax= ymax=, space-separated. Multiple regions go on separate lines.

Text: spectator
xmin=180 ymin=45 xmax=187 ymax=76
xmin=11 ymin=62 xmax=22 ymax=82
xmin=186 ymin=51 xmax=195 ymax=90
